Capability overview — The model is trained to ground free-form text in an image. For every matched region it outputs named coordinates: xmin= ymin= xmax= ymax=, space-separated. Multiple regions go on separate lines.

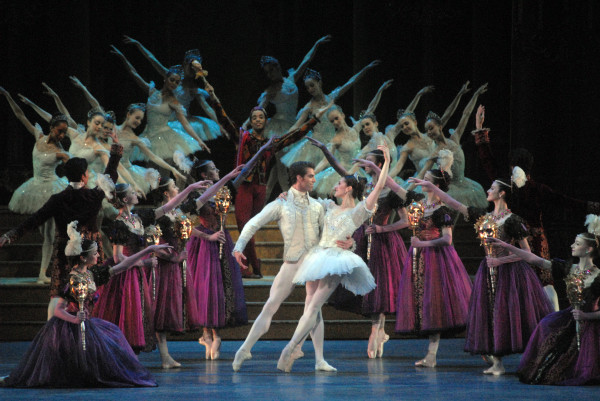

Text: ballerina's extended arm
xmin=440 ymin=81 xmax=470 ymax=127
xmin=1 ymin=87 xmax=43 ymax=139
xmin=449 ymin=83 xmax=487 ymax=144
xmin=290 ymin=34 xmax=332 ymax=83
xmin=364 ymin=144 xmax=391 ymax=211
xmin=123 ymin=35 xmax=169 ymax=77
xmin=41 ymin=82 xmax=79 ymax=129
xmin=110 ymin=45 xmax=151 ymax=92
xmin=69 ymin=76 xmax=102 ymax=110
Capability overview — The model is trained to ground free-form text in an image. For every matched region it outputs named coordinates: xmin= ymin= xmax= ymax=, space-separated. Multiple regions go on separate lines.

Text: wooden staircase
xmin=0 ymin=206 xmax=483 ymax=341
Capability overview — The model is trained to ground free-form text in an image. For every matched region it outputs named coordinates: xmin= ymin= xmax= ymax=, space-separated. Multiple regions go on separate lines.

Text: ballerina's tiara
xmin=166 ymin=64 xmax=184 ymax=78
xmin=184 ymin=49 xmax=202 ymax=64
xmin=127 ymin=103 xmax=146 ymax=113
xmin=426 ymin=111 xmax=442 ymax=125
xmin=260 ymin=55 xmax=279 ymax=67
xmin=104 ymin=110 xmax=116 ymax=124
xmin=303 ymin=68 xmax=321 ymax=82
xmin=87 ymin=107 xmax=105 ymax=120
xmin=50 ymin=114 xmax=68 ymax=126
xmin=359 ymin=110 xmax=376 ymax=121
xmin=397 ymin=109 xmax=416 ymax=121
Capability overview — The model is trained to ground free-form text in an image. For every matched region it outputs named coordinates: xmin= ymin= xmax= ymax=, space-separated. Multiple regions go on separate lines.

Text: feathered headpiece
xmin=65 ymin=221 xmax=83 ymax=256
xmin=511 ymin=166 xmax=527 ymax=188
xmin=173 ymin=150 xmax=193 ymax=175
xmin=437 ymin=149 xmax=454 ymax=178
xmin=584 ymin=214 xmax=600 ymax=237
xmin=145 ymin=168 xmax=160 ymax=190
xmin=96 ymin=174 xmax=115 ymax=200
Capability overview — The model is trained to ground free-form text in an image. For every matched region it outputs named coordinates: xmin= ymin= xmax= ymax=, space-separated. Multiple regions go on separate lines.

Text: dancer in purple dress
xmin=0 ymin=223 xmax=170 ymax=388
xmin=394 ymin=170 xmax=473 ymax=369
xmin=184 ymin=161 xmax=249 ymax=360
xmin=489 ymin=215 xmax=600 ymax=385
xmin=150 ymin=165 xmax=244 ymax=364
xmin=93 ymin=179 xmax=209 ymax=367
xmin=412 ymin=176 xmax=554 ymax=375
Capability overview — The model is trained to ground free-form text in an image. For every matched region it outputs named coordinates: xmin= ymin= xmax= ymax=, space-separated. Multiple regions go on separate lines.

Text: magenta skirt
xmin=395 ymin=245 xmax=472 ymax=335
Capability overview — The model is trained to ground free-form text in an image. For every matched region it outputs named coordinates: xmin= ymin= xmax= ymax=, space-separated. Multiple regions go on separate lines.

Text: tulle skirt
xmin=92 ymin=266 xmax=155 ymax=353
xmin=464 ymin=259 xmax=553 ymax=356
xmin=517 ymin=307 xmax=600 ymax=385
xmin=138 ymin=126 xmax=201 ymax=161
xmin=186 ymin=227 xmax=248 ymax=328
xmin=280 ymin=123 xmax=335 ymax=167
xmin=2 ymin=317 xmax=156 ymax=388
xmin=395 ymin=245 xmax=472 ymax=335
xmin=447 ymin=176 xmax=489 ymax=209
xmin=9 ymin=176 xmax=68 ymax=214
xmin=293 ymin=247 xmax=376 ymax=296
xmin=122 ymin=163 xmax=158 ymax=194
xmin=169 ymin=114 xmax=221 ymax=142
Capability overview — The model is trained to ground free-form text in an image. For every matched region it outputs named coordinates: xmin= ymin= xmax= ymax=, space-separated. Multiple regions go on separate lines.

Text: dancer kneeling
xmin=0 ymin=222 xmax=170 ymax=388
xmin=490 ymin=215 xmax=600 ymax=386
xmin=277 ymin=145 xmax=391 ymax=372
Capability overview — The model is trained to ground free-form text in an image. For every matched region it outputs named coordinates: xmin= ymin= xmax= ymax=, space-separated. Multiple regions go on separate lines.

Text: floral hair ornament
xmin=511 ymin=166 xmax=527 ymax=188
xmin=583 ymin=214 xmax=600 ymax=247
xmin=65 ymin=221 xmax=83 ymax=256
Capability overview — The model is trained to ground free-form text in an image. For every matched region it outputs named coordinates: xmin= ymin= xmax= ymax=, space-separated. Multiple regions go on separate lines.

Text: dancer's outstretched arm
xmin=362 ymin=79 xmax=393 ymax=119
xmin=334 ymin=60 xmax=381 ymax=101
xmin=449 ymin=83 xmax=487 ymax=144
xmin=409 ymin=177 xmax=467 ymax=215
xmin=110 ymin=45 xmax=151 ymax=92
xmin=405 ymin=85 xmax=435 ymax=113
xmin=155 ymin=179 xmax=213 ymax=220
xmin=41 ymin=82 xmax=78 ymax=129
xmin=17 ymin=93 xmax=51 ymax=123
xmin=0 ymin=87 xmax=42 ymax=138
xmin=123 ymin=35 xmax=169 ymax=77
xmin=290 ymin=34 xmax=332 ymax=83
xmin=365 ymin=145 xmax=391 ymax=211
xmin=308 ymin=137 xmax=348 ymax=177
xmin=69 ymin=76 xmax=102 ymax=110
xmin=440 ymin=81 xmax=470 ymax=127
xmin=488 ymin=238 xmax=550 ymax=269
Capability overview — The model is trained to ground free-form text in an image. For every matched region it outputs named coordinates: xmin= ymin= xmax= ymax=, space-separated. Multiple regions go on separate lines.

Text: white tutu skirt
xmin=138 ymin=126 xmax=202 ymax=161
xmin=9 ymin=176 xmax=68 ymax=214
xmin=169 ymin=115 xmax=221 ymax=142
xmin=123 ymin=164 xmax=158 ymax=194
xmin=264 ymin=117 xmax=294 ymax=140
xmin=293 ymin=247 xmax=376 ymax=296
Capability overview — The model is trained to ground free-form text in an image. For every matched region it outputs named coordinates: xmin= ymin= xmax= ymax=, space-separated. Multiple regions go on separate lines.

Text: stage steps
xmin=0 ymin=205 xmax=481 ymax=341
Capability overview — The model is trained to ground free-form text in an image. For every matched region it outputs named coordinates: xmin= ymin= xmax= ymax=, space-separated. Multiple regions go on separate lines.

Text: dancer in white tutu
xmin=281 ymin=60 xmax=380 ymax=168
xmin=415 ymin=83 xmax=489 ymax=208
xmin=111 ymin=46 xmax=210 ymax=161
xmin=1 ymin=87 xmax=70 ymax=284
xmin=123 ymin=36 xmax=223 ymax=143
xmin=277 ymin=144 xmax=391 ymax=372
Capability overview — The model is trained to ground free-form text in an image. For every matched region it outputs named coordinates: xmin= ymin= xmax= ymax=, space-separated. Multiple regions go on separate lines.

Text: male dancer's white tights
xmin=236 ymin=257 xmax=325 ymax=361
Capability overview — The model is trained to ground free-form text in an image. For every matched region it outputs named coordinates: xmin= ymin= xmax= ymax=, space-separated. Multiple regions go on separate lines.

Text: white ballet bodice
xmin=318 ymin=201 xmax=373 ymax=248
xmin=334 ymin=131 xmax=361 ymax=168
xmin=407 ymin=136 xmax=435 ymax=170
xmin=69 ymin=135 xmax=106 ymax=174
xmin=261 ymin=76 xmax=298 ymax=123
xmin=32 ymin=138 xmax=63 ymax=181
xmin=145 ymin=90 xmax=179 ymax=130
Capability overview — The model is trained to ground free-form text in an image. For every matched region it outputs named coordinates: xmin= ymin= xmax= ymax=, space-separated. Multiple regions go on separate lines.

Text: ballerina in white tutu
xmin=111 ymin=45 xmax=210 ymax=161
xmin=277 ymin=144 xmax=392 ymax=373
xmin=1 ymin=87 xmax=69 ymax=284
xmin=123 ymin=36 xmax=223 ymax=143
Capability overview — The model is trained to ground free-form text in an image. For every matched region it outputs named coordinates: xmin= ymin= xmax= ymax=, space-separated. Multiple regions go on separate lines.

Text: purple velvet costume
xmin=517 ymin=259 xmax=600 ymax=385
xmin=395 ymin=191 xmax=473 ymax=335
xmin=464 ymin=207 xmax=554 ymax=356
xmin=2 ymin=265 xmax=156 ymax=388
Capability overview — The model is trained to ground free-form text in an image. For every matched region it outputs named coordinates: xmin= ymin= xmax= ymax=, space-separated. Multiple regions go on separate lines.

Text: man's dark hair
xmin=64 ymin=157 xmax=88 ymax=182
xmin=289 ymin=161 xmax=315 ymax=185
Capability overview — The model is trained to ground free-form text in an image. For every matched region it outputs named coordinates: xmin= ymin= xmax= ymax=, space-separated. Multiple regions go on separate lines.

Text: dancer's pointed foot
xmin=36 ymin=276 xmax=51 ymax=285
xmin=367 ymin=331 xmax=379 ymax=359
xmin=415 ymin=352 xmax=436 ymax=368
xmin=277 ymin=344 xmax=295 ymax=373
xmin=198 ymin=335 xmax=212 ymax=360
xmin=483 ymin=357 xmax=505 ymax=375
xmin=232 ymin=349 xmax=252 ymax=372
xmin=161 ymin=356 xmax=182 ymax=369
xmin=315 ymin=360 xmax=337 ymax=372
xmin=210 ymin=337 xmax=221 ymax=360
xmin=291 ymin=348 xmax=304 ymax=361
xmin=377 ymin=333 xmax=390 ymax=358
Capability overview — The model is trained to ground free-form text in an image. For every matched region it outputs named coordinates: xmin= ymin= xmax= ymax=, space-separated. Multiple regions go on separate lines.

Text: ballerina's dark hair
xmin=428 ymin=169 xmax=451 ymax=192
xmin=109 ymin=183 xmax=131 ymax=209
xmin=127 ymin=103 xmax=146 ymax=114
xmin=148 ymin=175 xmax=174 ymax=205
xmin=190 ymin=159 xmax=213 ymax=181
xmin=67 ymin=239 xmax=97 ymax=267
xmin=397 ymin=109 xmax=417 ymax=123
xmin=343 ymin=174 xmax=367 ymax=200
xmin=426 ymin=111 xmax=443 ymax=126
xmin=87 ymin=108 xmax=105 ymax=121
xmin=50 ymin=113 xmax=68 ymax=128
xmin=303 ymin=68 xmax=322 ymax=82
xmin=367 ymin=149 xmax=385 ymax=167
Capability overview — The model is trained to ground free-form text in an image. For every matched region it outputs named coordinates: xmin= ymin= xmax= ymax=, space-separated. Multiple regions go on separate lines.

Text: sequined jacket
xmin=233 ymin=189 xmax=324 ymax=262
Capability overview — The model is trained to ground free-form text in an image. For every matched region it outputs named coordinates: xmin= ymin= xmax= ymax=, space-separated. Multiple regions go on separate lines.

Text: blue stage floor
xmin=0 ymin=339 xmax=596 ymax=400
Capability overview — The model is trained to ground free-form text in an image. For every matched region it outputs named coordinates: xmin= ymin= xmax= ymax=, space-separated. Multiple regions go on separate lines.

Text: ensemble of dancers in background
xmin=1 ymin=34 xmax=599 ymax=388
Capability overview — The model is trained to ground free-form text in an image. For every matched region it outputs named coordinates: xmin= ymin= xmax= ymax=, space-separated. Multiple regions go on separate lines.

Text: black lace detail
xmin=504 ymin=214 xmax=529 ymax=241
xmin=431 ymin=206 xmax=456 ymax=228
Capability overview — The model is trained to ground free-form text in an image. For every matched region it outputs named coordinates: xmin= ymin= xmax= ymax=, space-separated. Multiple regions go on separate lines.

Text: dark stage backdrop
xmin=1 ymin=0 xmax=598 ymax=258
